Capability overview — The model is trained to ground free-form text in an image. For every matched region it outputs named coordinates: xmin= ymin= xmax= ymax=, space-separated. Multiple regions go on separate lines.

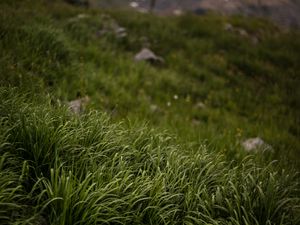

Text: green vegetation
xmin=0 ymin=0 xmax=299 ymax=224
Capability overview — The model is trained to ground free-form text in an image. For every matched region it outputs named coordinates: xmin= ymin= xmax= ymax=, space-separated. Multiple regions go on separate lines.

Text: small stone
xmin=150 ymin=104 xmax=158 ymax=112
xmin=134 ymin=48 xmax=164 ymax=64
xmin=130 ymin=2 xmax=139 ymax=8
xmin=67 ymin=96 xmax=90 ymax=114
xmin=242 ymin=137 xmax=271 ymax=152
xmin=195 ymin=102 xmax=206 ymax=109
xmin=173 ymin=9 xmax=183 ymax=16
xmin=237 ymin=28 xmax=248 ymax=37
xmin=224 ymin=23 xmax=233 ymax=31
xmin=115 ymin=26 xmax=127 ymax=38
xmin=77 ymin=14 xmax=90 ymax=19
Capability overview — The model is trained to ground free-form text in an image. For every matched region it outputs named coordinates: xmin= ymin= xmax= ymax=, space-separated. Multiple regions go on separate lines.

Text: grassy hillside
xmin=0 ymin=0 xmax=299 ymax=224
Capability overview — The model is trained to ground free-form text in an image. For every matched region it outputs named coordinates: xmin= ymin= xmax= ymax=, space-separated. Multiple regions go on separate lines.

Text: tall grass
xmin=0 ymin=87 xmax=299 ymax=224
xmin=0 ymin=0 xmax=300 ymax=224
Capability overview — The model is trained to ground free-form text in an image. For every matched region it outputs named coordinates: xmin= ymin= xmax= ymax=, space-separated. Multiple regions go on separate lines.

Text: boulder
xmin=134 ymin=48 xmax=164 ymax=63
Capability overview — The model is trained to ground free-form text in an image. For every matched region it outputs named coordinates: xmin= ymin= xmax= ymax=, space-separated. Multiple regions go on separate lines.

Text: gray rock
xmin=67 ymin=96 xmax=90 ymax=114
xmin=150 ymin=104 xmax=159 ymax=112
xmin=97 ymin=18 xmax=127 ymax=38
xmin=68 ymin=14 xmax=90 ymax=23
xmin=134 ymin=48 xmax=164 ymax=63
xmin=195 ymin=102 xmax=206 ymax=109
xmin=224 ymin=23 xmax=234 ymax=31
xmin=114 ymin=26 xmax=127 ymax=38
xmin=237 ymin=28 xmax=248 ymax=37
xmin=242 ymin=137 xmax=271 ymax=152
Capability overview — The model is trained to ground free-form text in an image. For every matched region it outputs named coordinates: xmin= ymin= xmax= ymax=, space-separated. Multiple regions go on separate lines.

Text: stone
xmin=67 ymin=96 xmax=90 ymax=114
xmin=68 ymin=13 xmax=90 ymax=23
xmin=242 ymin=137 xmax=271 ymax=152
xmin=114 ymin=26 xmax=127 ymax=38
xmin=97 ymin=18 xmax=127 ymax=39
xmin=134 ymin=48 xmax=164 ymax=64
xmin=77 ymin=14 xmax=90 ymax=19
xmin=130 ymin=2 xmax=139 ymax=8
xmin=237 ymin=28 xmax=248 ymax=37
xmin=224 ymin=23 xmax=234 ymax=31
xmin=173 ymin=9 xmax=183 ymax=16
xmin=150 ymin=104 xmax=159 ymax=112
xmin=195 ymin=102 xmax=206 ymax=109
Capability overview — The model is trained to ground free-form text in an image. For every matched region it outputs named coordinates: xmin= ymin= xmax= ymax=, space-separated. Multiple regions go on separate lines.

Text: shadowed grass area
xmin=0 ymin=0 xmax=300 ymax=224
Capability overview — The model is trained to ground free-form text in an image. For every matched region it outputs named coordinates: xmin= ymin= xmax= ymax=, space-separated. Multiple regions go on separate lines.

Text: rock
xmin=237 ymin=28 xmax=248 ymax=37
xmin=224 ymin=23 xmax=234 ymax=31
xmin=173 ymin=9 xmax=183 ymax=16
xmin=195 ymin=102 xmax=206 ymax=109
xmin=68 ymin=13 xmax=90 ymax=23
xmin=150 ymin=104 xmax=159 ymax=112
xmin=67 ymin=96 xmax=90 ymax=114
xmin=76 ymin=14 xmax=90 ymax=19
xmin=130 ymin=2 xmax=139 ymax=8
xmin=134 ymin=48 xmax=164 ymax=64
xmin=242 ymin=137 xmax=271 ymax=152
xmin=224 ymin=23 xmax=249 ymax=37
xmin=97 ymin=18 xmax=127 ymax=39
xmin=114 ymin=26 xmax=127 ymax=38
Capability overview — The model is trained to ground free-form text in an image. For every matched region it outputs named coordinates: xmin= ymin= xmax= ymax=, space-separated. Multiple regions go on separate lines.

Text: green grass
xmin=0 ymin=87 xmax=299 ymax=224
xmin=0 ymin=0 xmax=300 ymax=224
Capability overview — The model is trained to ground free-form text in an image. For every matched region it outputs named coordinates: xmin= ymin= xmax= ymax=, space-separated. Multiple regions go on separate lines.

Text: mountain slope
xmin=0 ymin=0 xmax=300 ymax=224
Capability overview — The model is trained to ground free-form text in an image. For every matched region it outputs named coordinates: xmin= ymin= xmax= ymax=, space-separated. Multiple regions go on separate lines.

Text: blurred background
xmin=76 ymin=0 xmax=300 ymax=27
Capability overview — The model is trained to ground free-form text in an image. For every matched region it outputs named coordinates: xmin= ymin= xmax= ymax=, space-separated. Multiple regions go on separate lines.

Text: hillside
xmin=0 ymin=0 xmax=300 ymax=224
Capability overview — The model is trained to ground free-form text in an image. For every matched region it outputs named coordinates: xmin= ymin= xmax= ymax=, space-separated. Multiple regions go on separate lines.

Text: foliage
xmin=0 ymin=0 xmax=300 ymax=224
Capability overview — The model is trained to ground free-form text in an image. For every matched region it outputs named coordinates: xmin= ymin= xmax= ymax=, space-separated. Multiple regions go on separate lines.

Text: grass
xmin=0 ymin=87 xmax=299 ymax=224
xmin=0 ymin=0 xmax=300 ymax=224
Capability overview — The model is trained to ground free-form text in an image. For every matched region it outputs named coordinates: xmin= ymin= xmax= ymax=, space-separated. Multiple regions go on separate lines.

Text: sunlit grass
xmin=0 ymin=88 xmax=299 ymax=224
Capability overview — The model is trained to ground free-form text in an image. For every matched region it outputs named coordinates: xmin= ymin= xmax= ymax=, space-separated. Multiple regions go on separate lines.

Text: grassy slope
xmin=0 ymin=0 xmax=299 ymax=224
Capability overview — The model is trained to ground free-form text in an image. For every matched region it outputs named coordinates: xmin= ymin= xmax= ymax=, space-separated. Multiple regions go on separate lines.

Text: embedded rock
xmin=134 ymin=48 xmax=164 ymax=63
xmin=242 ymin=137 xmax=271 ymax=152
xmin=67 ymin=96 xmax=90 ymax=114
